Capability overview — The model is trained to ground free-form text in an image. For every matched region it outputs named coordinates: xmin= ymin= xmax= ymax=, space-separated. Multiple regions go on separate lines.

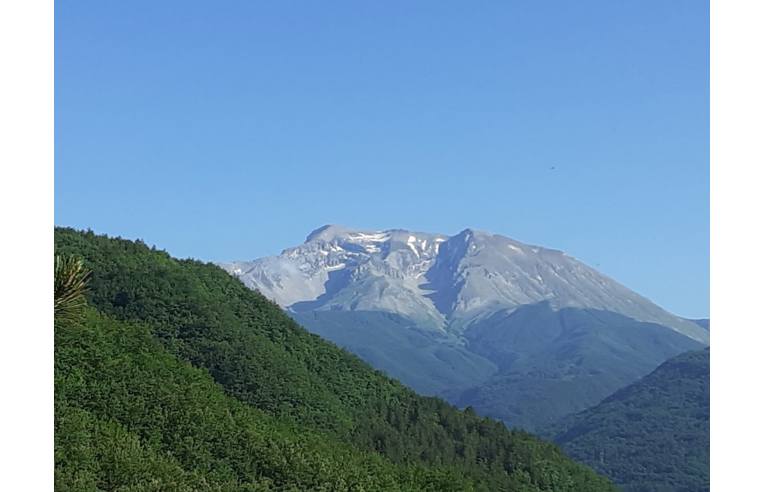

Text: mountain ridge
xmin=220 ymin=224 xmax=708 ymax=344
xmin=550 ymin=348 xmax=710 ymax=492
xmin=220 ymin=225 xmax=708 ymax=431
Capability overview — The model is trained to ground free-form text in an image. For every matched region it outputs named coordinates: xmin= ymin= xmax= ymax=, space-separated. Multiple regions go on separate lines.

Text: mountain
xmin=689 ymin=318 xmax=710 ymax=331
xmin=290 ymin=310 xmax=498 ymax=396
xmin=221 ymin=225 xmax=708 ymax=430
xmin=549 ymin=348 xmax=710 ymax=492
xmin=222 ymin=225 xmax=708 ymax=343
xmin=55 ymin=227 xmax=615 ymax=491
xmin=449 ymin=304 xmax=704 ymax=430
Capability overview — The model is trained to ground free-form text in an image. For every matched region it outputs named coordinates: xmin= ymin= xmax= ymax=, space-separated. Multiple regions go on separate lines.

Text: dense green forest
xmin=550 ymin=349 xmax=710 ymax=492
xmin=55 ymin=228 xmax=615 ymax=491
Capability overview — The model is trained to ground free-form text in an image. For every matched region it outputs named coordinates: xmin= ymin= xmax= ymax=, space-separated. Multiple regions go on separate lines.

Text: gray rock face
xmin=219 ymin=225 xmax=708 ymax=344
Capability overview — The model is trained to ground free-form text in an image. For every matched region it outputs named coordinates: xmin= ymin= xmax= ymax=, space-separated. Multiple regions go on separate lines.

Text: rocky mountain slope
xmin=221 ymin=225 xmax=708 ymax=430
xmin=221 ymin=225 xmax=707 ymax=343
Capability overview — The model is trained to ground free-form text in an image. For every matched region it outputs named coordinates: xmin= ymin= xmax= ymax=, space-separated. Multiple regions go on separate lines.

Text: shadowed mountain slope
xmin=452 ymin=304 xmax=704 ymax=430
xmin=550 ymin=349 xmax=710 ymax=492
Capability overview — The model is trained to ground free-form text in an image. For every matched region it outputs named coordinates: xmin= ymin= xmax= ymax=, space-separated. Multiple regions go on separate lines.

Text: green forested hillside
xmin=550 ymin=349 xmax=710 ymax=492
xmin=55 ymin=228 xmax=615 ymax=491
xmin=56 ymin=309 xmax=473 ymax=490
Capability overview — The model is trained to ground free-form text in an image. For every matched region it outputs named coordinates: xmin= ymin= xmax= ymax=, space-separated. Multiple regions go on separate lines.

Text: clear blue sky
xmin=55 ymin=1 xmax=709 ymax=318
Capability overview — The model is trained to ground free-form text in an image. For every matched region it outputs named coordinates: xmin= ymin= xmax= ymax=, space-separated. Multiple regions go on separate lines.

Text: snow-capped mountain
xmin=219 ymin=224 xmax=708 ymax=343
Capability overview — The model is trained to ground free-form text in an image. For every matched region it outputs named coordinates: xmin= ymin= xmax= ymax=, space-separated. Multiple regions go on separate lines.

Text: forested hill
xmin=551 ymin=348 xmax=710 ymax=492
xmin=54 ymin=227 xmax=615 ymax=491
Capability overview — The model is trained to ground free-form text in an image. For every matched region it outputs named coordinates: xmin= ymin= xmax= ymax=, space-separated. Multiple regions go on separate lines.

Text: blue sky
xmin=55 ymin=1 xmax=709 ymax=317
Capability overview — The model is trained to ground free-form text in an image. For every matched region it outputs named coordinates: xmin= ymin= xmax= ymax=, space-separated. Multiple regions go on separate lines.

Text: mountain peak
xmin=305 ymin=224 xmax=352 ymax=242
xmin=454 ymin=228 xmax=492 ymax=241
xmin=305 ymin=225 xmax=445 ymax=247
xmin=222 ymin=225 xmax=709 ymax=344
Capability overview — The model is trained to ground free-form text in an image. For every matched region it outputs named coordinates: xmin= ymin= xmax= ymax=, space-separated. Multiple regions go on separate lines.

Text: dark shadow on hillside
xmin=289 ymin=268 xmax=353 ymax=312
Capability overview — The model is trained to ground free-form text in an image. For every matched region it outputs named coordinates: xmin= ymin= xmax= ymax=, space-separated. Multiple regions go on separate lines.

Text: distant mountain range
xmin=220 ymin=225 xmax=709 ymax=430
xmin=550 ymin=348 xmax=710 ymax=492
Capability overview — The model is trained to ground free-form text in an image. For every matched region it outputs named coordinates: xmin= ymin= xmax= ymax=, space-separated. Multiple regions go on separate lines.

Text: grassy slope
xmin=54 ymin=227 xmax=614 ymax=491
